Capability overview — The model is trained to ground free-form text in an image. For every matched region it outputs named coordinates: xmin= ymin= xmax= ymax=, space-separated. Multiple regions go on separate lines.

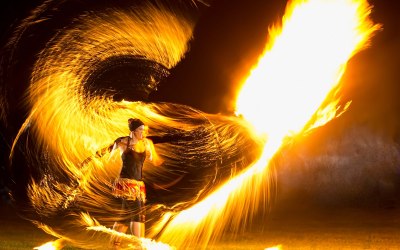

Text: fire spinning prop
xmin=1 ymin=0 xmax=380 ymax=249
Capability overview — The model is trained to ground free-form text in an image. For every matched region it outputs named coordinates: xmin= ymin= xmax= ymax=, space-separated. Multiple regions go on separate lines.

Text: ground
xmin=1 ymin=203 xmax=399 ymax=250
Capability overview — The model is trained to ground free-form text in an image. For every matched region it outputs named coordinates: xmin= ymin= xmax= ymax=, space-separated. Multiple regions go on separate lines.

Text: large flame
xmin=236 ymin=0 xmax=379 ymax=137
xmin=157 ymin=0 xmax=380 ymax=248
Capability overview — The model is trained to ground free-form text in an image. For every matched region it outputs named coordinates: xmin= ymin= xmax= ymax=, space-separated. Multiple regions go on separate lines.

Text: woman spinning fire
xmin=111 ymin=118 xmax=155 ymax=246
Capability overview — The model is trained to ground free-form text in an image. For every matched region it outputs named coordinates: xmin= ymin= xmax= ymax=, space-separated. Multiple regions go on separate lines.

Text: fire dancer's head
xmin=128 ymin=118 xmax=145 ymax=140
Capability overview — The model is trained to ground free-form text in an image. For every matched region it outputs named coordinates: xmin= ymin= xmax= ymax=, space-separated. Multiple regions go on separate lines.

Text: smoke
xmin=275 ymin=124 xmax=400 ymax=208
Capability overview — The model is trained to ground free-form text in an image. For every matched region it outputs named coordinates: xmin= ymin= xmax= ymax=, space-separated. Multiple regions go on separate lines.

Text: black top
xmin=119 ymin=137 xmax=146 ymax=180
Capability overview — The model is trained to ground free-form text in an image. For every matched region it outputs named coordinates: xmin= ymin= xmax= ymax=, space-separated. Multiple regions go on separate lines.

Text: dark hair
xmin=128 ymin=118 xmax=144 ymax=131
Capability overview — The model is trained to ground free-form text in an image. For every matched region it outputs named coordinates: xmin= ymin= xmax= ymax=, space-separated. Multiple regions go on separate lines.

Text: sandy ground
xmin=1 ymin=203 xmax=400 ymax=250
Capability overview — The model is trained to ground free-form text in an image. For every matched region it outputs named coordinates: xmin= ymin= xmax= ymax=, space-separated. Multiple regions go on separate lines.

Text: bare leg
xmin=111 ymin=222 xmax=128 ymax=249
xmin=130 ymin=221 xmax=145 ymax=238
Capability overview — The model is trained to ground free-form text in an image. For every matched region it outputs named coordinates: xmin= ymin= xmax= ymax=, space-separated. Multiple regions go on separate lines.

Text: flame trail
xmin=157 ymin=0 xmax=380 ymax=248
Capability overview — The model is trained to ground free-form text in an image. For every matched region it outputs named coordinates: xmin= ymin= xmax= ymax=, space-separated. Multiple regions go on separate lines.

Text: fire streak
xmin=157 ymin=0 xmax=380 ymax=248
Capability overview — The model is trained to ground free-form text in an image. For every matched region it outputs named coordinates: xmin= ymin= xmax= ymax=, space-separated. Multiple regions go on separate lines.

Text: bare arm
xmin=145 ymin=138 xmax=163 ymax=166
xmin=108 ymin=142 xmax=119 ymax=161
xmin=145 ymin=138 xmax=153 ymax=161
xmin=108 ymin=137 xmax=126 ymax=161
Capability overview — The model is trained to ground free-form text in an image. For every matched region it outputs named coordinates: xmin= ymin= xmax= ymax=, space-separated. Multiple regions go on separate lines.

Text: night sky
xmin=1 ymin=0 xmax=399 ymax=123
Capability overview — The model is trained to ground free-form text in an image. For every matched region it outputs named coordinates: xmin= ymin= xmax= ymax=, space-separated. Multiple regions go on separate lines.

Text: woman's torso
xmin=119 ymin=136 xmax=146 ymax=180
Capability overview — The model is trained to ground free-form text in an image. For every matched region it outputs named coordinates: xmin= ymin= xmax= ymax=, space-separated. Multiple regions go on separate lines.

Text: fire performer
xmin=111 ymin=118 xmax=154 ymax=246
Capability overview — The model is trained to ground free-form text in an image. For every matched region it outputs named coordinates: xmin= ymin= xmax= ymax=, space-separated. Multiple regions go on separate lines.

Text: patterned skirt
xmin=112 ymin=178 xmax=146 ymax=202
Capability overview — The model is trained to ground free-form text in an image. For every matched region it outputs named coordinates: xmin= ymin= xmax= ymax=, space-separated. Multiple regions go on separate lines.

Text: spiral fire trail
xmin=6 ymin=1 xmax=261 ymax=249
xmin=4 ymin=0 xmax=381 ymax=249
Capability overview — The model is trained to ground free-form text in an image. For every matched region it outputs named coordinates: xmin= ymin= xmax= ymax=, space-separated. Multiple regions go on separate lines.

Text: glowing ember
xmin=157 ymin=0 xmax=380 ymax=248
